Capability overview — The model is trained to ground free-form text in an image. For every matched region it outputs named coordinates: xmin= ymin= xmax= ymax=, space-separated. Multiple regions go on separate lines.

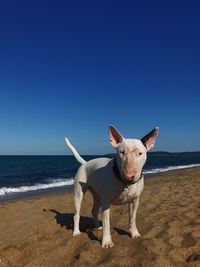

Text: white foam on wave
xmin=143 ymin=163 xmax=200 ymax=174
xmin=0 ymin=178 xmax=74 ymax=196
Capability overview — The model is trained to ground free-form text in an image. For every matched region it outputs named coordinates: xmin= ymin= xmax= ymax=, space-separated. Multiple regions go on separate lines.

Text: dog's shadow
xmin=50 ymin=209 xmax=100 ymax=241
xmin=50 ymin=209 xmax=130 ymax=242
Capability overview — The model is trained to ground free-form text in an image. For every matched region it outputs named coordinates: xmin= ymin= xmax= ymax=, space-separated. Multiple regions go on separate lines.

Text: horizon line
xmin=0 ymin=151 xmax=200 ymax=156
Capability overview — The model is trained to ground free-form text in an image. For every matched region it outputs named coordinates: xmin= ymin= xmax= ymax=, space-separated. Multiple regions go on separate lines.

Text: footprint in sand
xmin=187 ymin=252 xmax=200 ymax=262
xmin=181 ymin=232 xmax=197 ymax=248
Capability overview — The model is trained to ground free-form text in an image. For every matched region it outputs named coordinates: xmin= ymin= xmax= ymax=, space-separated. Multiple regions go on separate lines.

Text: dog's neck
xmin=112 ymin=157 xmax=143 ymax=187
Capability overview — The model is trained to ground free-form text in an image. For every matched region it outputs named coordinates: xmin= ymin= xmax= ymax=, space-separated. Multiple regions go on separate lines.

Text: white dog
xmin=65 ymin=125 xmax=159 ymax=248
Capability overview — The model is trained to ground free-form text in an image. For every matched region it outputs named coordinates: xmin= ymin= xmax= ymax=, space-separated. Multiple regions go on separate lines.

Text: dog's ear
xmin=109 ymin=125 xmax=124 ymax=147
xmin=141 ymin=127 xmax=159 ymax=151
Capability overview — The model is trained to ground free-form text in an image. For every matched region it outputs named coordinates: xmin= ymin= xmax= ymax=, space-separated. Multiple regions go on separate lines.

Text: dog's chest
xmin=112 ymin=179 xmax=144 ymax=205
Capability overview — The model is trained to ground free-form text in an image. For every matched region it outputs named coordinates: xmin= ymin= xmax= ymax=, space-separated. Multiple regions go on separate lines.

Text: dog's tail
xmin=64 ymin=137 xmax=87 ymax=165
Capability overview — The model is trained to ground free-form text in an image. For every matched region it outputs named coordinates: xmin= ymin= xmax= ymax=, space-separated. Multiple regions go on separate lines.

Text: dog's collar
xmin=112 ymin=158 xmax=143 ymax=187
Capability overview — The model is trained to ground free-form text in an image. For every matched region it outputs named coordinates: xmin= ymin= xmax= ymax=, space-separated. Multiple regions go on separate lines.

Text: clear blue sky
xmin=0 ymin=0 xmax=199 ymax=155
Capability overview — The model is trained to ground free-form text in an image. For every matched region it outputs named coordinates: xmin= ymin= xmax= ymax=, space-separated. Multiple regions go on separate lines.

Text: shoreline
xmin=0 ymin=185 xmax=73 ymax=203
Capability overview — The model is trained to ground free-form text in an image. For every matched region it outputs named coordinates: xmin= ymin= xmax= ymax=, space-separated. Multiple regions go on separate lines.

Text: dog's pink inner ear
xmin=109 ymin=126 xmax=123 ymax=147
xmin=141 ymin=127 xmax=159 ymax=151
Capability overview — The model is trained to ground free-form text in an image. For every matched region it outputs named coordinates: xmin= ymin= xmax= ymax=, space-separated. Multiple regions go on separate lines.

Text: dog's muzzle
xmin=112 ymin=158 xmax=143 ymax=186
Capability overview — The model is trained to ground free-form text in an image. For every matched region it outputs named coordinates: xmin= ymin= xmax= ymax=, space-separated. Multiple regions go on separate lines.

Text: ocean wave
xmin=143 ymin=163 xmax=200 ymax=174
xmin=0 ymin=178 xmax=74 ymax=196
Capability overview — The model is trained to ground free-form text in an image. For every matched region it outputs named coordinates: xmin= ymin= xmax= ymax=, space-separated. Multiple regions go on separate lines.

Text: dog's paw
xmin=94 ymin=221 xmax=102 ymax=230
xmin=130 ymin=231 xmax=141 ymax=239
xmin=102 ymin=240 xmax=114 ymax=248
xmin=73 ymin=230 xmax=81 ymax=236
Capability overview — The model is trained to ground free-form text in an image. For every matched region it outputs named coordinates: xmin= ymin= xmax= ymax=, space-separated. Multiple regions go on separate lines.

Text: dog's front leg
xmin=101 ymin=201 xmax=114 ymax=248
xmin=128 ymin=197 xmax=141 ymax=238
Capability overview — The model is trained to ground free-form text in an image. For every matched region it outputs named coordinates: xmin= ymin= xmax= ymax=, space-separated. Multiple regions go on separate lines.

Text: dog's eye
xmin=120 ymin=150 xmax=125 ymax=155
xmin=139 ymin=152 xmax=143 ymax=156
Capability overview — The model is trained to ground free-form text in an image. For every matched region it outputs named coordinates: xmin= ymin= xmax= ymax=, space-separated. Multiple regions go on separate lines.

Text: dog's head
xmin=109 ymin=125 xmax=159 ymax=184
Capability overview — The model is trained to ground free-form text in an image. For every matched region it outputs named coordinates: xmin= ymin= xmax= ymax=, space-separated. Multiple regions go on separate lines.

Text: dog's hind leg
xmin=73 ymin=184 xmax=83 ymax=236
xmin=73 ymin=173 xmax=87 ymax=236
xmin=91 ymin=191 xmax=102 ymax=229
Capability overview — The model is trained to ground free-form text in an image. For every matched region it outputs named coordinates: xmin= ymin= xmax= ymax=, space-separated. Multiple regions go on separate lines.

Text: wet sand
xmin=0 ymin=167 xmax=200 ymax=267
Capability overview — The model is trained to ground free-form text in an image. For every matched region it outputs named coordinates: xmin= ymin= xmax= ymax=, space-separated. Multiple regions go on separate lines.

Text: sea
xmin=0 ymin=152 xmax=200 ymax=201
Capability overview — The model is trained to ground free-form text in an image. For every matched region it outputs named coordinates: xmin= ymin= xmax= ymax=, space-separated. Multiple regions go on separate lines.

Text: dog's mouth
xmin=122 ymin=173 xmax=141 ymax=184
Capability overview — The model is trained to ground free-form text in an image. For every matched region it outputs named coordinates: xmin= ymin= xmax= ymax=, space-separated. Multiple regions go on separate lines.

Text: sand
xmin=0 ymin=167 xmax=200 ymax=267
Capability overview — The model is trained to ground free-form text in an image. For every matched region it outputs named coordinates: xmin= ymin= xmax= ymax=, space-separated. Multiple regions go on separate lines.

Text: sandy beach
xmin=0 ymin=167 xmax=200 ymax=267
